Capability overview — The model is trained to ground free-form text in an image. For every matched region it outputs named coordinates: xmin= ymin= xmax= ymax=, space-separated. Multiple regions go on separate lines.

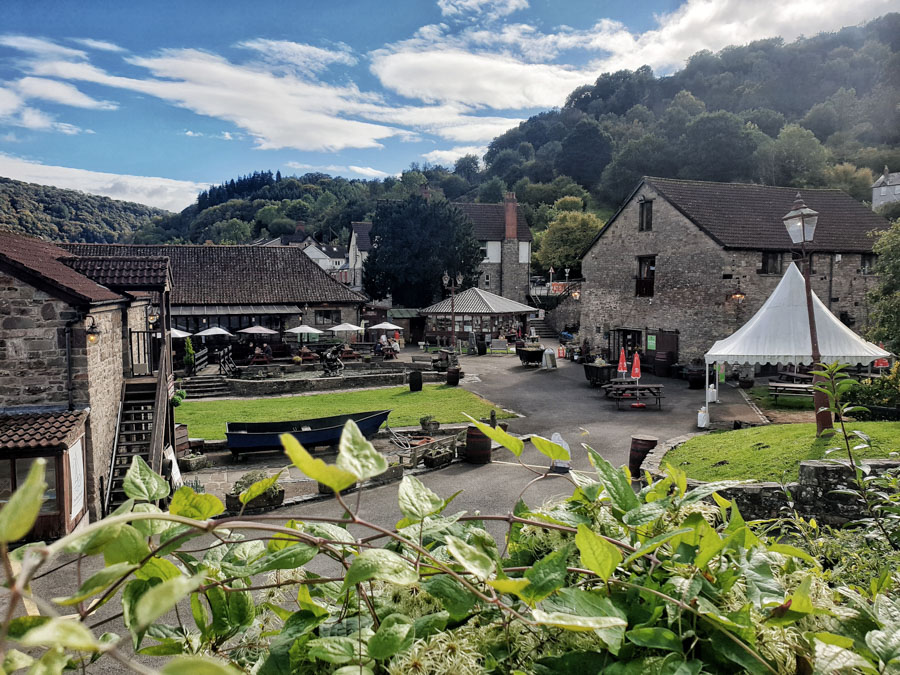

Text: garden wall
xmin=228 ymin=370 xmax=445 ymax=396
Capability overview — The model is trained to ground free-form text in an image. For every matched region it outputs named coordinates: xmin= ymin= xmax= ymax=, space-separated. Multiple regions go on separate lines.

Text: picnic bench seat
xmin=776 ymin=370 xmax=813 ymax=383
xmin=601 ymin=382 xmax=665 ymax=409
xmin=489 ymin=339 xmax=510 ymax=354
xmin=768 ymin=382 xmax=813 ymax=403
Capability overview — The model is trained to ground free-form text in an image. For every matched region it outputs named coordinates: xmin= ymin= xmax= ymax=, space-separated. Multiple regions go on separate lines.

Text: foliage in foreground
xmin=1 ymin=396 xmax=899 ymax=673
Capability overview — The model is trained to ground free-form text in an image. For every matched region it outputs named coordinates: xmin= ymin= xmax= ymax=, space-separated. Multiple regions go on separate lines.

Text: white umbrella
xmin=194 ymin=327 xmax=234 ymax=337
xmin=370 ymin=321 xmax=403 ymax=331
xmin=238 ymin=326 xmax=278 ymax=335
xmin=285 ymin=325 xmax=324 ymax=335
xmin=329 ymin=323 xmax=362 ymax=332
xmin=171 ymin=328 xmax=192 ymax=338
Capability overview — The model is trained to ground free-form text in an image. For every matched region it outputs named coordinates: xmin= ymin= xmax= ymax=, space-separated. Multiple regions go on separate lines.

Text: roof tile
xmin=61 ymin=256 xmax=170 ymax=290
xmin=453 ymin=202 xmax=532 ymax=242
xmin=0 ymin=410 xmax=88 ymax=450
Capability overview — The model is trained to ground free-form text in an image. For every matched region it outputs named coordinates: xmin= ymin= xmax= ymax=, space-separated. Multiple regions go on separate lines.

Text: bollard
xmin=629 ymin=435 xmax=658 ymax=477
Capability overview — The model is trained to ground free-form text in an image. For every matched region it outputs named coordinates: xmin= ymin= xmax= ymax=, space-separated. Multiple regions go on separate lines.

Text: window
xmin=895 ymin=186 xmax=900 ymax=194
xmin=0 ymin=458 xmax=57 ymax=513
xmin=480 ymin=244 xmax=488 ymax=261
xmin=638 ymin=199 xmax=653 ymax=232
xmin=882 ymin=187 xmax=888 ymax=196
xmin=760 ymin=252 xmax=782 ymax=275
xmin=861 ymin=253 xmax=876 ymax=275
xmin=636 ymin=255 xmax=655 ymax=297
xmin=314 ymin=309 xmax=342 ymax=325
xmin=482 ymin=273 xmax=491 ymax=289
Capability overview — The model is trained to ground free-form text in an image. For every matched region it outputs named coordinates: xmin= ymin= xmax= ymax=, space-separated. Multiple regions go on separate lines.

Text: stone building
xmin=62 ymin=243 xmax=366 ymax=334
xmin=579 ymin=177 xmax=890 ymax=364
xmin=872 ymin=166 xmax=900 ymax=211
xmin=0 ymin=230 xmax=174 ymax=537
xmin=348 ymin=221 xmax=373 ymax=290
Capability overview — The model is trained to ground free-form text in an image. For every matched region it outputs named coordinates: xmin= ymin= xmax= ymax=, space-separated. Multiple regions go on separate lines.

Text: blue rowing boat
xmin=226 ymin=409 xmax=391 ymax=457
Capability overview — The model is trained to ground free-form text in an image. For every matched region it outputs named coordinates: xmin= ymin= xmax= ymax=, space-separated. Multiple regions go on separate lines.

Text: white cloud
xmin=422 ymin=145 xmax=486 ymax=164
xmin=70 ymin=38 xmax=125 ymax=52
xmin=0 ymin=87 xmax=22 ymax=116
xmin=0 ymin=153 xmax=208 ymax=210
xmin=436 ymin=0 xmax=528 ymax=19
xmin=238 ymin=39 xmax=357 ymax=73
xmin=0 ymin=35 xmax=86 ymax=59
xmin=184 ymin=130 xmax=203 ymax=137
xmin=15 ymin=77 xmax=117 ymax=109
xmin=1 ymin=132 xmax=20 ymax=142
xmin=285 ymin=161 xmax=347 ymax=173
xmin=220 ymin=131 xmax=233 ymax=140
xmin=347 ymin=165 xmax=389 ymax=178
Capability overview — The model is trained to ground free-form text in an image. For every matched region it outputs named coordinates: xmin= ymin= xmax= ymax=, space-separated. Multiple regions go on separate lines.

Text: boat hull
xmin=226 ymin=410 xmax=391 ymax=453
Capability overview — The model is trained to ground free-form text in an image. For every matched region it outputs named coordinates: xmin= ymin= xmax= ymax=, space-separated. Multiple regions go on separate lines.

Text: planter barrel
xmin=446 ymin=367 xmax=461 ymax=386
xmin=409 ymin=370 xmax=423 ymax=392
xmin=629 ymin=435 xmax=658 ymax=477
xmin=465 ymin=425 xmax=492 ymax=464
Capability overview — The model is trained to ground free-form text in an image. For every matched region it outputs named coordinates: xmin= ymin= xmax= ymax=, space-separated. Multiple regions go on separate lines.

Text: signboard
xmin=550 ymin=282 xmax=567 ymax=294
xmin=874 ymin=357 xmax=890 ymax=368
xmin=647 ymin=335 xmax=657 ymax=351
xmin=68 ymin=438 xmax=84 ymax=517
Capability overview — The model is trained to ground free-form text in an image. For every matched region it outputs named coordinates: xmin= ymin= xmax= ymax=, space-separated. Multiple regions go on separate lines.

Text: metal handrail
xmin=102 ymin=380 xmax=126 ymax=516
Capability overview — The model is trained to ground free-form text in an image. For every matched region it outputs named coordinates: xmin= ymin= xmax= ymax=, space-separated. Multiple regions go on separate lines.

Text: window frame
xmin=635 ymin=255 xmax=656 ymax=297
xmin=860 ymin=253 xmax=876 ymax=275
xmin=314 ymin=309 xmax=342 ymax=326
xmin=638 ymin=199 xmax=653 ymax=232
xmin=760 ymin=252 xmax=782 ymax=275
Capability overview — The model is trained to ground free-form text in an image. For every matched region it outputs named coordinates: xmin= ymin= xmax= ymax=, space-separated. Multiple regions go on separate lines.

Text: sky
xmin=0 ymin=0 xmax=897 ymax=212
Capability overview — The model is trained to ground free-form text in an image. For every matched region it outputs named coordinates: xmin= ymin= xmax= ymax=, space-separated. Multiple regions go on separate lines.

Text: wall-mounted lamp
xmin=730 ymin=291 xmax=746 ymax=304
xmin=85 ymin=315 xmax=101 ymax=343
xmin=147 ymin=309 xmax=159 ymax=325
xmin=572 ymin=290 xmax=581 ymax=300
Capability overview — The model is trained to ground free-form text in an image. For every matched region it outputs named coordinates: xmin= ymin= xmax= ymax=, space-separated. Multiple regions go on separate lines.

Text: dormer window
xmin=639 ymin=199 xmax=653 ymax=232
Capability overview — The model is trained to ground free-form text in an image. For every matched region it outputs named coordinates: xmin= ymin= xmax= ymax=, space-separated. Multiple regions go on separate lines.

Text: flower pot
xmin=225 ymin=487 xmax=284 ymax=512
xmin=424 ymin=451 xmax=453 ymax=469
xmin=421 ymin=420 xmax=440 ymax=435
xmin=739 ymin=378 xmax=754 ymax=389
xmin=179 ymin=454 xmax=209 ymax=472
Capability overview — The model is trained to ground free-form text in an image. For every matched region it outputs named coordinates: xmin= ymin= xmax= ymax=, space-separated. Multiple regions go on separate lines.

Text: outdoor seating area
xmin=768 ymin=381 xmax=814 ymax=404
xmin=601 ymin=381 xmax=665 ymax=409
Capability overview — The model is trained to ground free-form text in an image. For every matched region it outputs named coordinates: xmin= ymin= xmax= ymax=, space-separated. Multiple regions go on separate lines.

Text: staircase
xmin=180 ymin=374 xmax=228 ymax=398
xmin=107 ymin=380 xmax=157 ymax=510
xmin=528 ymin=318 xmax=558 ymax=340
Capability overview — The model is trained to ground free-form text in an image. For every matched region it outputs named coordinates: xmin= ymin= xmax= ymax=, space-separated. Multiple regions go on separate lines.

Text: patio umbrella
xmin=370 ymin=321 xmax=403 ymax=331
xmin=285 ymin=325 xmax=324 ymax=335
xmin=617 ymin=348 xmax=628 ymax=378
xmin=194 ymin=327 xmax=234 ymax=337
xmin=171 ymin=328 xmax=192 ymax=338
xmin=329 ymin=323 xmax=362 ymax=332
xmin=630 ymin=352 xmax=645 ymax=408
xmin=238 ymin=326 xmax=278 ymax=335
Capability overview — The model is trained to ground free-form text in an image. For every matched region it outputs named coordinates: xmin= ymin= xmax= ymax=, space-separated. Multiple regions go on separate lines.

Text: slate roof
xmin=0 ymin=229 xmax=123 ymax=304
xmin=421 ymin=287 xmax=534 ymax=315
xmin=351 ymin=222 xmax=373 ymax=252
xmin=61 ymin=256 xmax=171 ymax=290
xmin=453 ymin=202 xmax=532 ymax=242
xmin=872 ymin=171 xmax=900 ymax=188
xmin=644 ymin=177 xmax=889 ymax=253
xmin=61 ymin=244 xmax=366 ymax=305
xmin=0 ymin=409 xmax=88 ymax=450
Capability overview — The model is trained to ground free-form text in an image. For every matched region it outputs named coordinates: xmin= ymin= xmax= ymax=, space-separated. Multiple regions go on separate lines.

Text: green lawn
xmin=748 ymin=386 xmax=814 ymax=410
xmin=665 ymin=422 xmax=900 ymax=483
xmin=175 ymin=385 xmax=514 ymax=440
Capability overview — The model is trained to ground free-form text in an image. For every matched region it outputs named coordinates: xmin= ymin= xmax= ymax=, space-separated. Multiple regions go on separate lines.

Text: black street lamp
xmin=782 ymin=193 xmax=833 ymax=435
xmin=443 ymin=271 xmax=463 ymax=351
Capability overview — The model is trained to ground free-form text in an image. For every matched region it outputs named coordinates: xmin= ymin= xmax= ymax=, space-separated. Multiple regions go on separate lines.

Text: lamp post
xmin=783 ymin=193 xmax=832 ymax=435
xmin=443 ymin=271 xmax=463 ymax=351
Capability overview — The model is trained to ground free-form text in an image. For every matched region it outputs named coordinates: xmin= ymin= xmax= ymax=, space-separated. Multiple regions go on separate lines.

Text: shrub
xmin=230 ymin=469 xmax=281 ymax=497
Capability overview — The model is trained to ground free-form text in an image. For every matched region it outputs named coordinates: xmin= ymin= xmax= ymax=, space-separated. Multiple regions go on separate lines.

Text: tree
xmin=210 ymin=218 xmax=251 ymax=244
xmin=678 ymin=111 xmax=758 ymax=182
xmin=536 ymin=210 xmax=604 ymax=278
xmin=362 ymin=195 xmax=482 ymax=307
xmin=868 ymin=218 xmax=900 ymax=352
xmin=477 ymin=177 xmax=507 ymax=203
xmin=556 ymin=119 xmax=614 ymax=189
xmin=770 ymin=124 xmax=829 ymax=185
xmin=267 ymin=217 xmax=297 ymax=236
xmin=823 ymin=163 xmax=874 ymax=201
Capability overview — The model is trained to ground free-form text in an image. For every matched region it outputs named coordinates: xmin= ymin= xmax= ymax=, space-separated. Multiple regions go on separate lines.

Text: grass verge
xmin=665 ymin=421 xmax=900 ymax=482
xmin=175 ymin=384 xmax=514 ymax=440
xmin=748 ymin=385 xmax=814 ymax=410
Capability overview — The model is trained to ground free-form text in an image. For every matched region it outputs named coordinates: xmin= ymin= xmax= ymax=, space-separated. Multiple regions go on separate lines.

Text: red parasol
xmin=617 ymin=348 xmax=628 ymax=376
xmin=631 ymin=352 xmax=642 ymax=380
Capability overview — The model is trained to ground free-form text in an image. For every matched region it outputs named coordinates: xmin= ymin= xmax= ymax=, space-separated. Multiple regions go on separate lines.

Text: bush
xmin=229 ymin=469 xmax=281 ymax=497
xmin=844 ymin=362 xmax=900 ymax=418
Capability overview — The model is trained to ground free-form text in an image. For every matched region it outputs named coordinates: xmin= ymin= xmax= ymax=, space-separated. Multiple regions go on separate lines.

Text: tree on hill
xmin=868 ymin=216 xmax=900 ymax=352
xmin=555 ymin=119 xmax=613 ymax=189
xmin=535 ymin=210 xmax=604 ymax=279
xmin=362 ymin=195 xmax=482 ymax=307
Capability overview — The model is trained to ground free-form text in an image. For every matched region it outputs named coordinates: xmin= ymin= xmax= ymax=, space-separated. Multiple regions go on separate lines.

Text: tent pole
xmin=705 ymin=362 xmax=710 ymax=423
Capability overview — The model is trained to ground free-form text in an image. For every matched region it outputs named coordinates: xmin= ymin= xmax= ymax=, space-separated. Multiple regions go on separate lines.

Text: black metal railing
xmin=635 ymin=278 xmax=655 ymax=297
xmin=102 ymin=381 xmax=126 ymax=516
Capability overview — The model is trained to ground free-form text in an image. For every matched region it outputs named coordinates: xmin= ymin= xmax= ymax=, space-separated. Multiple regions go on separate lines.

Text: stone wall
xmin=500 ymin=240 xmax=529 ymax=304
xmin=580 ymin=184 xmax=877 ymax=362
xmin=478 ymin=261 xmax=503 ymax=296
xmin=545 ymin=294 xmax=581 ymax=334
xmin=228 ymin=370 xmax=443 ymax=397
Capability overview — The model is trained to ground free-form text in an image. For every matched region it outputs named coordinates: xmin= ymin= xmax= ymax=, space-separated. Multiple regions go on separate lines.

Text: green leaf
xmin=63 ymin=499 xmax=134 ymax=554
xmin=413 ymin=611 xmax=448 ymax=638
xmin=344 ymin=549 xmax=417 ymax=588
xmin=123 ymin=455 xmax=170 ymax=501
xmin=336 ymin=420 xmax=388 ymax=480
xmin=575 ymin=524 xmax=622 ymax=582
xmin=488 ymin=577 xmax=531 ymax=597
xmin=259 ymin=610 xmax=327 ymax=675
xmin=543 ymin=588 xmax=628 ymax=654
xmin=283 ymin=434 xmax=356 ymax=493
xmin=445 ymin=534 xmax=495 ymax=580
xmin=103 ymin=524 xmax=151 ymax=565
xmin=531 ymin=434 xmax=571 ymax=461
xmin=463 ymin=413 xmax=524 ymax=456
xmin=296 ymin=585 xmax=329 ymax=619
xmin=767 ymin=543 xmax=819 ymax=567
xmin=135 ymin=556 xmax=182 ymax=582
xmin=169 ymin=486 xmax=225 ymax=518
xmin=398 ymin=475 xmax=444 ymax=521
xmin=138 ymin=641 xmax=184 ymax=656
xmin=586 ymin=447 xmax=639 ymax=513
xmin=424 ymin=575 xmax=477 ymax=621
xmin=237 ymin=471 xmax=282 ymax=506
xmin=123 ymin=578 xmax=156 ymax=650
xmin=626 ymin=627 xmax=683 ymax=653
xmin=532 ymin=610 xmax=627 ymax=632
xmin=368 ymin=613 xmax=415 ymax=660
xmin=52 ymin=562 xmax=137 ymax=606
xmin=333 ymin=667 xmax=374 ymax=675
xmin=0 ymin=458 xmax=46 ymax=543
xmin=24 ymin=646 xmax=68 ymax=675
xmin=131 ymin=503 xmax=174 ymax=536
xmin=865 ymin=624 xmax=900 ymax=666
xmin=3 ymin=648 xmax=34 ymax=672
xmin=222 ymin=542 xmax=317 ymax=577
xmin=16 ymin=617 xmax=100 ymax=652
xmin=622 ymin=528 xmax=693 ymax=566
xmin=622 ymin=500 xmax=668 ymax=527
xmin=307 ymin=636 xmax=362 ymax=664
xmin=134 ymin=574 xmax=204 ymax=630
xmin=520 ymin=545 xmax=570 ymax=605
xmin=812 ymin=638 xmax=877 ymax=675
xmin=161 ymin=656 xmax=243 ymax=675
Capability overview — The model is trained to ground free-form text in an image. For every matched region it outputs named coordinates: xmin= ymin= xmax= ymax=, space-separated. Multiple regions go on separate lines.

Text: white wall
xmin=518 ymin=241 xmax=530 ymax=264
xmin=486 ymin=241 xmax=501 ymax=263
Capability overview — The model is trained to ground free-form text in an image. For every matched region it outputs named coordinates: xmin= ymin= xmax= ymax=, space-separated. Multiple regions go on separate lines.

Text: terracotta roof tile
xmin=645 ymin=177 xmax=889 ymax=253
xmin=0 ymin=230 xmax=122 ymax=304
xmin=453 ymin=202 xmax=532 ymax=242
xmin=0 ymin=410 xmax=88 ymax=450
xmin=61 ymin=256 xmax=170 ymax=290
xmin=61 ymin=244 xmax=366 ymax=305
xmin=351 ymin=222 xmax=373 ymax=252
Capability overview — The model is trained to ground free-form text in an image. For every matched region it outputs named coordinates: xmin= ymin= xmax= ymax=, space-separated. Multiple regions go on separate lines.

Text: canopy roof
xmin=421 ymin=288 xmax=534 ymax=315
xmin=705 ymin=263 xmax=890 ymax=366
xmin=370 ymin=321 xmax=403 ymax=330
xmin=285 ymin=325 xmax=323 ymax=334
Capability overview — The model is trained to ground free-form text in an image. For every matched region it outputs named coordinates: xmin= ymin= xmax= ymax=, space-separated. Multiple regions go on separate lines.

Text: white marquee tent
xmin=703 ymin=263 xmax=890 ymax=409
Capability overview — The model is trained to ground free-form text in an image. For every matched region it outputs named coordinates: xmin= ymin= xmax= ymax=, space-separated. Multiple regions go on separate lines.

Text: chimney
xmin=295 ymin=220 xmax=306 ymax=233
xmin=504 ymin=192 xmax=518 ymax=240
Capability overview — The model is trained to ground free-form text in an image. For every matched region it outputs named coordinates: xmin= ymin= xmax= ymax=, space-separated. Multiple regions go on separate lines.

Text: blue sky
xmin=0 ymin=0 xmax=896 ymax=211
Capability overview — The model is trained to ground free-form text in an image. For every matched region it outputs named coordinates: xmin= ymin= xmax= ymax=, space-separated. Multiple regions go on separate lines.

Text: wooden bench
xmin=489 ymin=339 xmax=510 ymax=354
xmin=602 ymin=383 xmax=665 ymax=409
xmin=768 ymin=382 xmax=813 ymax=404
xmin=776 ymin=370 xmax=813 ymax=383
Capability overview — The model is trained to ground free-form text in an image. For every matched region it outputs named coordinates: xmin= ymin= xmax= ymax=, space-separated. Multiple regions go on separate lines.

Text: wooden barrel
xmin=629 ymin=435 xmax=658 ymax=477
xmin=409 ymin=370 xmax=423 ymax=392
xmin=465 ymin=425 xmax=492 ymax=464
xmin=446 ymin=367 xmax=461 ymax=386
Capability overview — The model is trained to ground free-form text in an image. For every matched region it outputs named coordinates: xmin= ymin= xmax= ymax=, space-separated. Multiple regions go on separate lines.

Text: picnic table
xmin=601 ymin=382 xmax=665 ymax=409
xmin=777 ymin=370 xmax=813 ymax=383
xmin=768 ymin=381 xmax=813 ymax=403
